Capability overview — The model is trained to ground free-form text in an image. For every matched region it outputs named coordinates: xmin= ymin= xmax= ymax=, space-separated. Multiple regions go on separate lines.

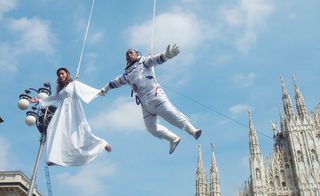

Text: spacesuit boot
xmin=169 ymin=137 xmax=181 ymax=154
xmin=162 ymin=133 xmax=181 ymax=154
xmin=183 ymin=122 xmax=202 ymax=140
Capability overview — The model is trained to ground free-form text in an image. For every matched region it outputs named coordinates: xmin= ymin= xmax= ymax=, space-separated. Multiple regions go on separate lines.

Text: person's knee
xmin=145 ymin=124 xmax=166 ymax=139
xmin=145 ymin=122 xmax=157 ymax=134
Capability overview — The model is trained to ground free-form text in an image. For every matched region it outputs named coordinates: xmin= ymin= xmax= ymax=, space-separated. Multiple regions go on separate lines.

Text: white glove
xmin=99 ymin=83 xmax=111 ymax=96
xmin=164 ymin=44 xmax=180 ymax=60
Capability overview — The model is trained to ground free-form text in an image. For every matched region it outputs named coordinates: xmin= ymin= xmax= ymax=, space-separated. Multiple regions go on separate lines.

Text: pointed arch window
xmin=285 ymin=163 xmax=290 ymax=169
xmin=275 ymin=175 xmax=280 ymax=187
xmin=280 ymin=170 xmax=285 ymax=178
xmin=311 ymin=149 xmax=317 ymax=162
xmin=297 ymin=150 xmax=303 ymax=162
xmin=269 ymin=181 xmax=274 ymax=187
xmin=255 ymin=168 xmax=261 ymax=179
xmin=282 ymin=181 xmax=286 ymax=187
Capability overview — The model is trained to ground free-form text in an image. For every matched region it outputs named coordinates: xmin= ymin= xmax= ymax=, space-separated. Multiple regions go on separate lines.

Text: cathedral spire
xmin=278 ymin=109 xmax=286 ymax=134
xmin=196 ymin=144 xmax=209 ymax=196
xmin=248 ymin=110 xmax=266 ymax=195
xmin=293 ymin=76 xmax=308 ymax=119
xmin=271 ymin=122 xmax=278 ymax=138
xmin=248 ymin=110 xmax=261 ymax=158
xmin=209 ymin=144 xmax=221 ymax=196
xmin=281 ymin=77 xmax=294 ymax=119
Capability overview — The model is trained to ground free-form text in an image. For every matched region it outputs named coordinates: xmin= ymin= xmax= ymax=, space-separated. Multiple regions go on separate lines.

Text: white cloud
xmin=83 ymin=52 xmax=98 ymax=75
xmin=0 ymin=13 xmax=55 ymax=72
xmin=223 ymin=7 xmax=244 ymax=27
xmin=0 ymin=136 xmax=10 ymax=170
xmin=88 ymin=31 xmax=104 ymax=45
xmin=90 ymin=97 xmax=145 ymax=133
xmin=229 ymin=104 xmax=250 ymax=115
xmin=0 ymin=0 xmax=18 ymax=72
xmin=127 ymin=8 xmax=208 ymax=53
xmin=0 ymin=0 xmax=16 ymax=19
xmin=232 ymin=73 xmax=256 ymax=88
xmin=0 ymin=44 xmax=18 ymax=72
xmin=220 ymin=0 xmax=274 ymax=53
xmin=9 ymin=17 xmax=54 ymax=54
xmin=126 ymin=7 xmax=215 ymax=87
xmin=55 ymin=158 xmax=116 ymax=196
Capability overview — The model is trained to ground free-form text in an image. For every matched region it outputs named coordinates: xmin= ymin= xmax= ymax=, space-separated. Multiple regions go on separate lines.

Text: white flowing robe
xmin=39 ymin=80 xmax=108 ymax=166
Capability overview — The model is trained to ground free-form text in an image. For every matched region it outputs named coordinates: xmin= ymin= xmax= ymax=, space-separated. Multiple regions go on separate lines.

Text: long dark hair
xmin=56 ymin=67 xmax=73 ymax=94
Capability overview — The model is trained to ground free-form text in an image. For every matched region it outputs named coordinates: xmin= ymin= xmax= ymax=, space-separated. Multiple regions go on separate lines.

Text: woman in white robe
xmin=30 ymin=67 xmax=111 ymax=166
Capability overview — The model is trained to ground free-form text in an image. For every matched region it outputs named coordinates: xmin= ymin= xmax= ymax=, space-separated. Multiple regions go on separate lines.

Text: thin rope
xmin=162 ymin=85 xmax=274 ymax=140
xmin=75 ymin=0 xmax=95 ymax=80
xmin=150 ymin=0 xmax=157 ymax=55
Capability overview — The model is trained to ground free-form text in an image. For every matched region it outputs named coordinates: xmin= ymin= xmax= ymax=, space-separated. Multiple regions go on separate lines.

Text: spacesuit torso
xmin=110 ymin=54 xmax=166 ymax=105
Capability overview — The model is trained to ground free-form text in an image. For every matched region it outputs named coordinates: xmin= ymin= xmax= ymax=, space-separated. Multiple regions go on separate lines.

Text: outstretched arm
xmin=28 ymin=94 xmax=60 ymax=107
xmin=143 ymin=44 xmax=180 ymax=68
xmin=99 ymin=75 xmax=128 ymax=96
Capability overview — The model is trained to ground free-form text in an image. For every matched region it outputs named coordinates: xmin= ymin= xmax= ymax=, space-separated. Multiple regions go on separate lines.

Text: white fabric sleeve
xmin=109 ymin=75 xmax=128 ymax=88
xmin=74 ymin=80 xmax=101 ymax=104
xmin=39 ymin=94 xmax=61 ymax=107
xmin=143 ymin=54 xmax=166 ymax=68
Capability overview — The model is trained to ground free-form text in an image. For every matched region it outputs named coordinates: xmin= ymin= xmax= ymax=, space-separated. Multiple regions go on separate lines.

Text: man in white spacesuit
xmin=101 ymin=44 xmax=201 ymax=154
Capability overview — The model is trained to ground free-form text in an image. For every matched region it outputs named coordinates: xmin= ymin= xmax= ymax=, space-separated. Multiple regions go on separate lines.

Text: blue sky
xmin=0 ymin=0 xmax=319 ymax=195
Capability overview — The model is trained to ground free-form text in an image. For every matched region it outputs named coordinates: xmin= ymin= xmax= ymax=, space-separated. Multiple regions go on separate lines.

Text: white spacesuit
xmin=102 ymin=45 xmax=201 ymax=154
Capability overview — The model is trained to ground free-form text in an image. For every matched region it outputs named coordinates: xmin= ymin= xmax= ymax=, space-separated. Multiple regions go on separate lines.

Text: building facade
xmin=237 ymin=78 xmax=320 ymax=195
xmin=196 ymin=78 xmax=320 ymax=196
xmin=0 ymin=171 xmax=42 ymax=196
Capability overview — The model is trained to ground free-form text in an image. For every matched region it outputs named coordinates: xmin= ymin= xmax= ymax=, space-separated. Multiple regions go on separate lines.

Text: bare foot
xmin=105 ymin=144 xmax=112 ymax=152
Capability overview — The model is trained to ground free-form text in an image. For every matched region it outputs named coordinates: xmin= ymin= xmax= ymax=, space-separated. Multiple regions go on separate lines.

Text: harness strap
xmin=135 ymin=95 xmax=142 ymax=106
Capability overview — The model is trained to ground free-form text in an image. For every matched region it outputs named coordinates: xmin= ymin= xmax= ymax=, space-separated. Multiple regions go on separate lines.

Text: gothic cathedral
xmin=195 ymin=77 xmax=320 ymax=196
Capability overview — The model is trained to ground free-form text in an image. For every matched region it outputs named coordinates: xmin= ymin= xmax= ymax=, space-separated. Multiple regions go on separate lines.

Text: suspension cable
xmin=75 ymin=0 xmax=96 ymax=80
xmin=162 ymin=85 xmax=274 ymax=140
xmin=150 ymin=0 xmax=157 ymax=55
